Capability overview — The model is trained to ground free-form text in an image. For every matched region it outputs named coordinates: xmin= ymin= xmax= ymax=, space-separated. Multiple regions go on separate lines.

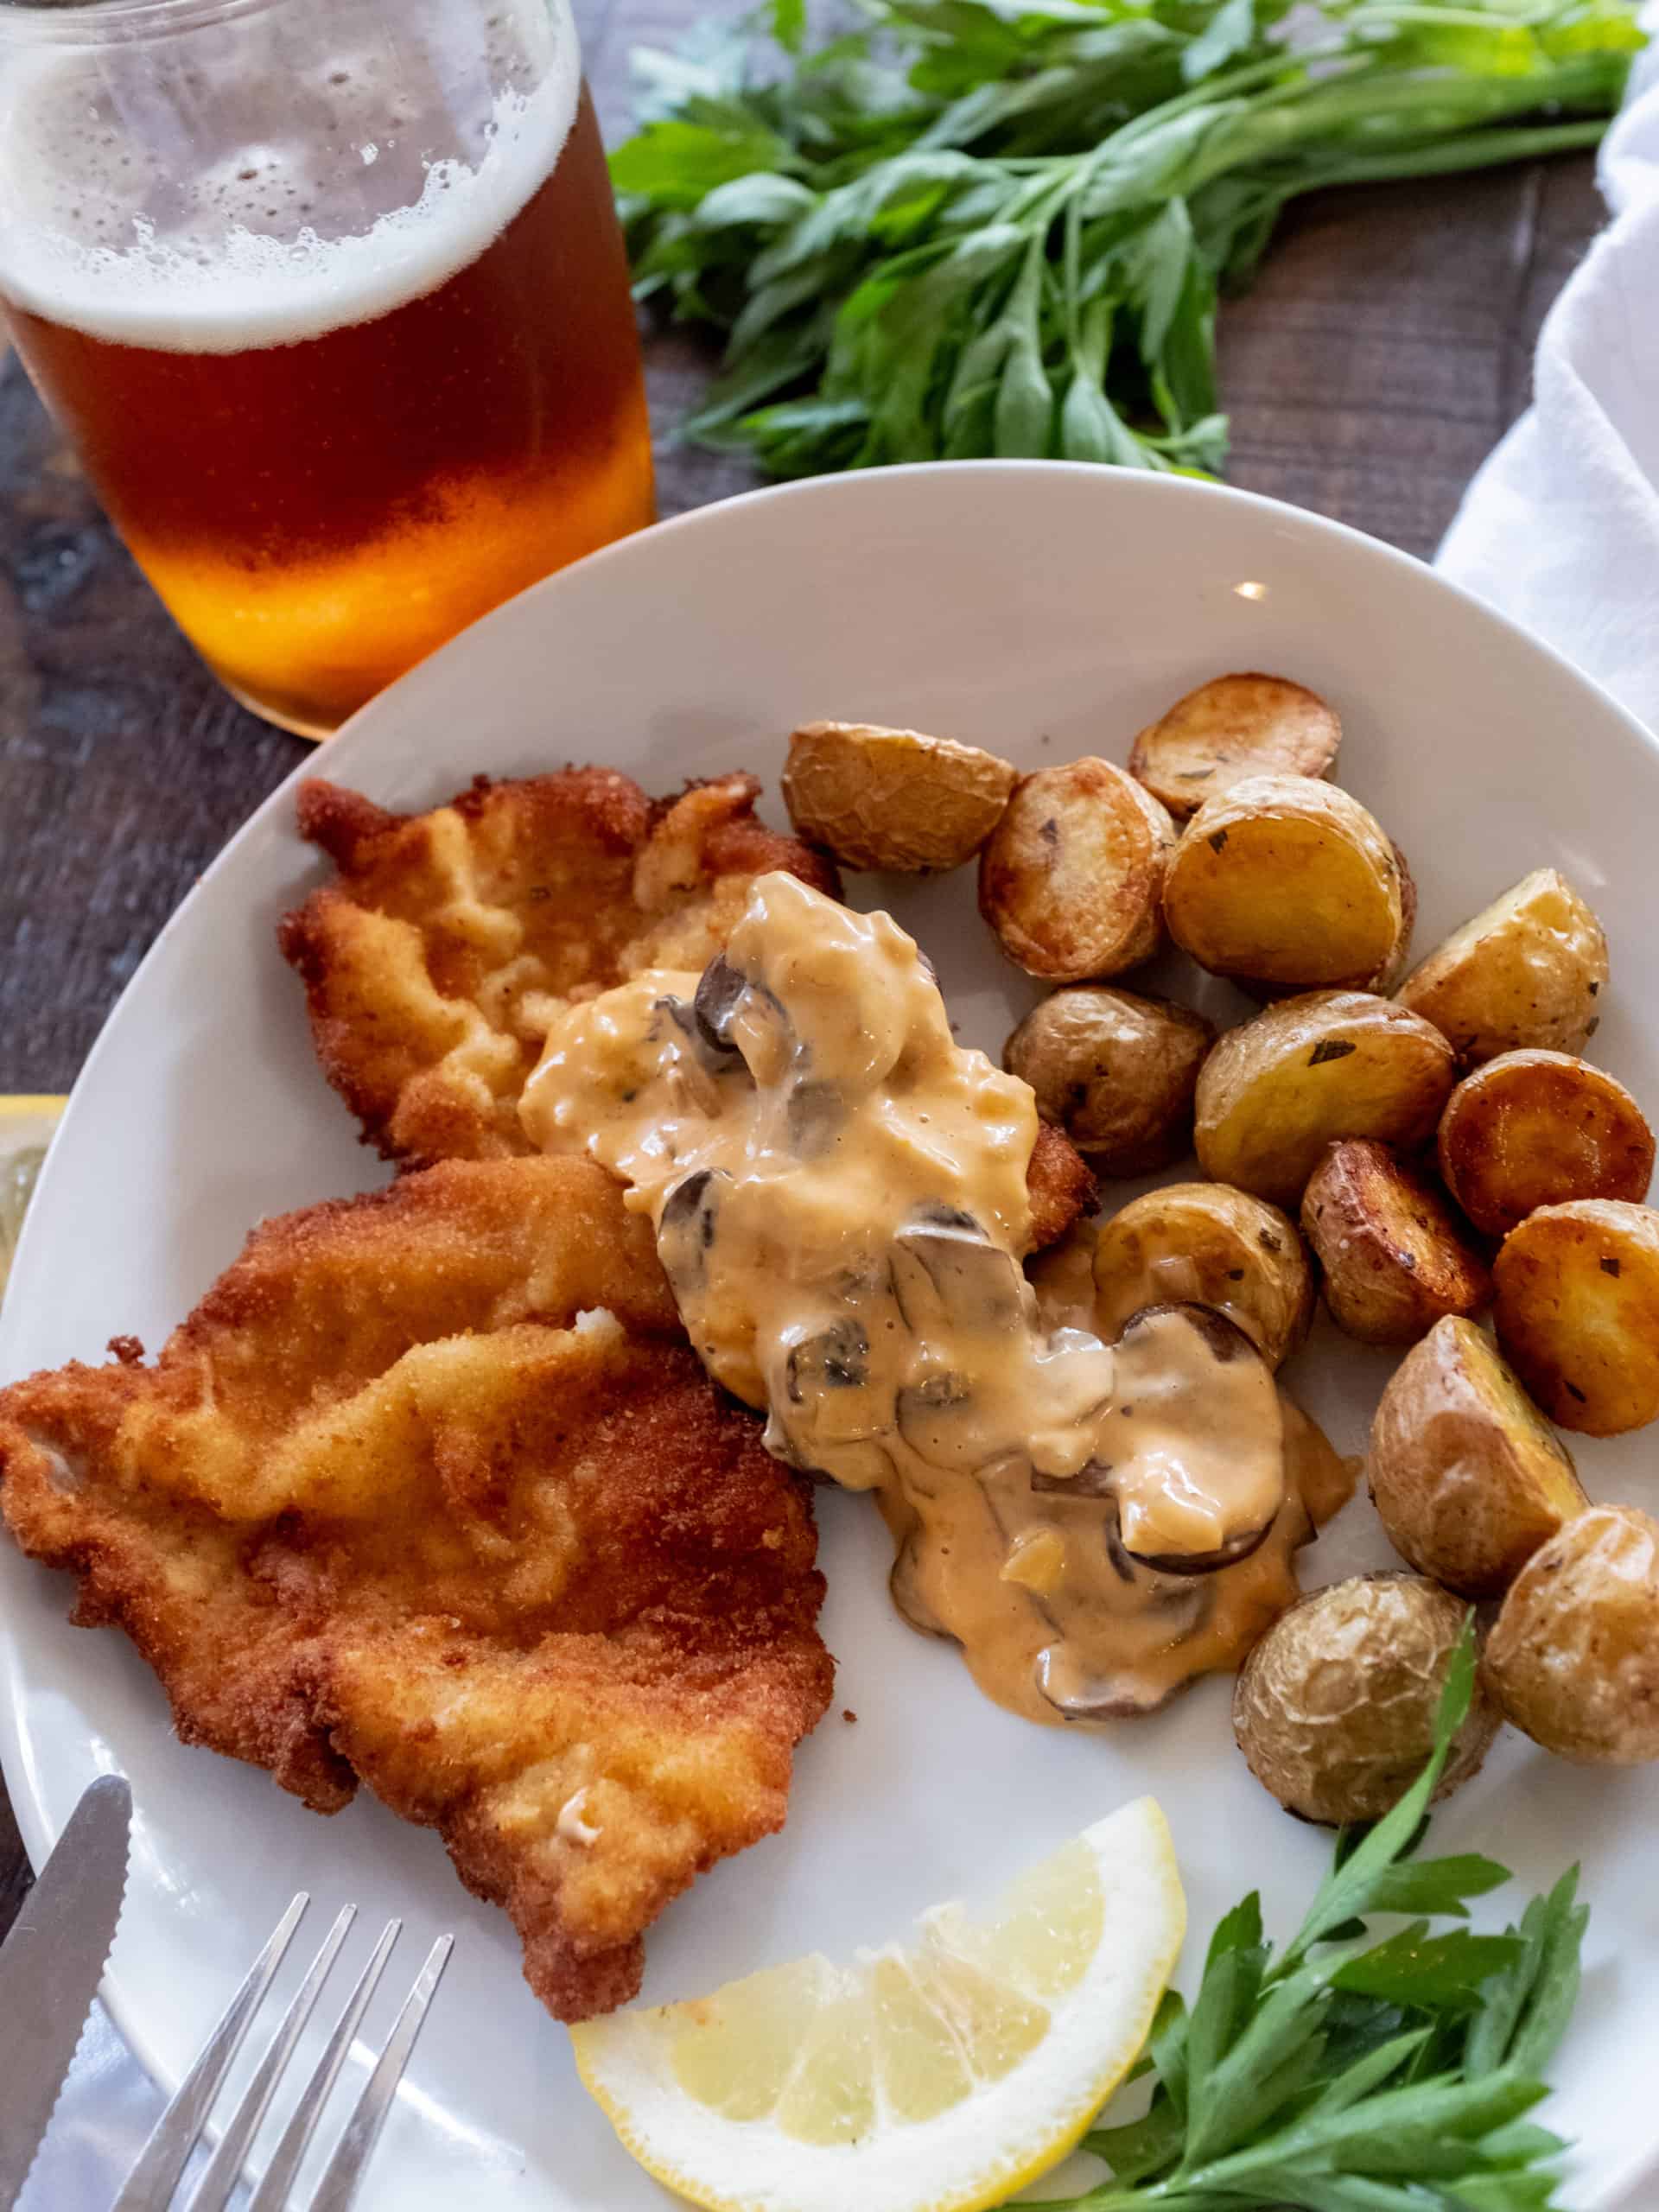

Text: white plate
xmin=4 ymin=461 xmax=1659 ymax=2211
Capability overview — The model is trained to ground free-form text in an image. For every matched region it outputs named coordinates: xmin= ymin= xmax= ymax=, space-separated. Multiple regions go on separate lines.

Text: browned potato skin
xmin=1163 ymin=774 xmax=1405 ymax=992
xmin=1004 ymin=987 xmax=1215 ymax=1177
xmin=781 ymin=721 xmax=1016 ymax=874
xmin=1371 ymin=841 xmax=1419 ymax=995
xmin=1091 ymin=1182 xmax=1313 ymax=1370
xmin=1370 ymin=1316 xmax=1586 ymax=1599
xmin=1438 ymin=1050 xmax=1655 ymax=1238
xmin=1492 ymin=1198 xmax=1659 ymax=1435
xmin=1128 ymin=673 xmax=1342 ymax=819
xmin=1395 ymin=868 xmax=1609 ymax=1064
xmin=979 ymin=759 xmax=1175 ymax=981
xmin=1194 ymin=991 xmax=1458 ymax=1208
xmin=1301 ymin=1139 xmax=1491 ymax=1347
xmin=1483 ymin=1504 xmax=1659 ymax=1762
xmin=1233 ymin=1573 xmax=1498 ymax=1825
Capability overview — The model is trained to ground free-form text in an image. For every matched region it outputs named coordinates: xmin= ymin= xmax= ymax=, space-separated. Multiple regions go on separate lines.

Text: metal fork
xmin=110 ymin=1896 xmax=453 ymax=2212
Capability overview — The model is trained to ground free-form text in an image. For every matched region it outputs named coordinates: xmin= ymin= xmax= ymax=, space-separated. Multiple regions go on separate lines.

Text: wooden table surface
xmin=0 ymin=2 xmax=1606 ymax=1936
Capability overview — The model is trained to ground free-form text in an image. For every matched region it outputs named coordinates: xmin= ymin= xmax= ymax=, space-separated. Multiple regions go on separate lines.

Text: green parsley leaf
xmin=613 ymin=0 xmax=1644 ymax=476
xmin=1010 ymin=1618 xmax=1591 ymax=2211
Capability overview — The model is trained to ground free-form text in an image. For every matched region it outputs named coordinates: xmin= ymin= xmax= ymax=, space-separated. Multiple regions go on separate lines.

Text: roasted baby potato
xmin=1492 ymin=1198 xmax=1659 ymax=1434
xmin=781 ymin=721 xmax=1016 ymax=873
xmin=1128 ymin=673 xmax=1342 ymax=818
xmin=1395 ymin=867 xmax=1609 ymax=1063
xmin=1369 ymin=1316 xmax=1586 ymax=1598
xmin=1091 ymin=1181 xmax=1313 ymax=1370
xmin=1004 ymin=987 xmax=1215 ymax=1176
xmin=1194 ymin=991 xmax=1458 ymax=1208
xmin=1301 ymin=1139 xmax=1491 ymax=1346
xmin=1438 ymin=1050 xmax=1655 ymax=1237
xmin=978 ymin=759 xmax=1176 ymax=981
xmin=1483 ymin=1504 xmax=1659 ymax=1762
xmin=1163 ymin=773 xmax=1407 ymax=992
xmin=1233 ymin=1573 xmax=1498 ymax=1824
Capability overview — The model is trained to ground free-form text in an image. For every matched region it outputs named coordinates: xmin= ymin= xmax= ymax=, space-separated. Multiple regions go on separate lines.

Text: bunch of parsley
xmin=611 ymin=0 xmax=1646 ymax=475
xmin=1013 ymin=1627 xmax=1589 ymax=2209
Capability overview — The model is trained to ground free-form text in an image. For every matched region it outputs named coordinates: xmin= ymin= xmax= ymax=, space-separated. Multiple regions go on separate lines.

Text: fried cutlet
xmin=1027 ymin=1121 xmax=1099 ymax=1252
xmin=277 ymin=768 xmax=842 ymax=1170
xmin=0 ymin=1157 xmax=833 ymax=2019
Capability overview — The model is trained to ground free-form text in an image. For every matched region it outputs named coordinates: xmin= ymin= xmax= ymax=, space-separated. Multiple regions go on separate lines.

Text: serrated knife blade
xmin=0 ymin=1774 xmax=132 ymax=2210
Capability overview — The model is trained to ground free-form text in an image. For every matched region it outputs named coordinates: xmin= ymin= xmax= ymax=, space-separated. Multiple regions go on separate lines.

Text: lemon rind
xmin=571 ymin=1796 xmax=1185 ymax=2212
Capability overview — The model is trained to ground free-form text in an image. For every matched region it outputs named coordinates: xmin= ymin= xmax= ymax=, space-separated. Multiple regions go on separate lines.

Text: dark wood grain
xmin=0 ymin=0 xmax=1606 ymax=1929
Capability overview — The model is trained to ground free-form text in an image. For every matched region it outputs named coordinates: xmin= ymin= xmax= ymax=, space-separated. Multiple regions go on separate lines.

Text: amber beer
xmin=0 ymin=28 xmax=651 ymax=736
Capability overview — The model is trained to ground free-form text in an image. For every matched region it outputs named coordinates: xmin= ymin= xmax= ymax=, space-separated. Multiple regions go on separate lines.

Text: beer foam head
xmin=0 ymin=3 xmax=579 ymax=353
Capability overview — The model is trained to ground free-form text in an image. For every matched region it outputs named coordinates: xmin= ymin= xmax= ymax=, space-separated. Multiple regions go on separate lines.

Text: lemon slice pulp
xmin=571 ymin=1795 xmax=1185 ymax=2212
xmin=0 ymin=1096 xmax=65 ymax=1297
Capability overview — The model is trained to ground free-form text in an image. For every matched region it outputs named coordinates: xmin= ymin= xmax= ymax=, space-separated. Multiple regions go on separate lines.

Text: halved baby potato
xmin=1128 ymin=673 xmax=1342 ymax=818
xmin=1194 ymin=991 xmax=1457 ymax=1208
xmin=1004 ymin=986 xmax=1215 ymax=1177
xmin=1483 ymin=1504 xmax=1659 ymax=1763
xmin=1163 ymin=773 xmax=1406 ymax=992
xmin=1369 ymin=1315 xmax=1586 ymax=1598
xmin=1301 ymin=1139 xmax=1491 ymax=1346
xmin=1091 ymin=1180 xmax=1313 ymax=1370
xmin=979 ymin=758 xmax=1175 ymax=980
xmin=1438 ymin=1049 xmax=1655 ymax=1237
xmin=781 ymin=720 xmax=1016 ymax=874
xmin=1234 ymin=1573 xmax=1499 ymax=1824
xmin=1395 ymin=867 xmax=1609 ymax=1063
xmin=1492 ymin=1198 xmax=1659 ymax=1435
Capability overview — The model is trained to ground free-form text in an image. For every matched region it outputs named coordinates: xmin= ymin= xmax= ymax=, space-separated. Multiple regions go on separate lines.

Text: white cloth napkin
xmin=16 ymin=47 xmax=1659 ymax=2211
xmin=1437 ymin=24 xmax=1659 ymax=732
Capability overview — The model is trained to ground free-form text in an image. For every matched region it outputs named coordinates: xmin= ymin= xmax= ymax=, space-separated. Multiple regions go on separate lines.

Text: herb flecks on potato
xmin=980 ymin=757 xmax=1175 ymax=981
xmin=1396 ymin=867 xmax=1609 ymax=1063
xmin=1492 ymin=1198 xmax=1659 ymax=1435
xmin=1194 ymin=990 xmax=1456 ymax=1208
xmin=1483 ymin=1504 xmax=1659 ymax=1763
xmin=1128 ymin=674 xmax=1341 ymax=819
xmin=1163 ymin=773 xmax=1407 ymax=993
xmin=1233 ymin=1573 xmax=1498 ymax=1825
xmin=1439 ymin=1048 xmax=1654 ymax=1237
xmin=1302 ymin=1137 xmax=1491 ymax=1346
xmin=1370 ymin=1316 xmax=1586 ymax=1599
xmin=781 ymin=721 xmax=1015 ymax=874
xmin=1005 ymin=986 xmax=1213 ymax=1177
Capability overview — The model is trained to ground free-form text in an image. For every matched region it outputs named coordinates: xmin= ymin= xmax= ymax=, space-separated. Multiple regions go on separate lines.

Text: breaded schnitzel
xmin=278 ymin=768 xmax=842 ymax=1169
xmin=0 ymin=1157 xmax=833 ymax=2019
xmin=1027 ymin=1121 xmax=1099 ymax=1252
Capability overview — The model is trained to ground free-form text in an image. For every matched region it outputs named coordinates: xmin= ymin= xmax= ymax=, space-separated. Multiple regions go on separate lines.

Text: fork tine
xmin=111 ymin=1891 xmax=309 ymax=2212
xmin=305 ymin=1934 xmax=454 ymax=2212
xmin=241 ymin=1920 xmax=402 ymax=2212
xmin=183 ymin=1904 xmax=357 ymax=2212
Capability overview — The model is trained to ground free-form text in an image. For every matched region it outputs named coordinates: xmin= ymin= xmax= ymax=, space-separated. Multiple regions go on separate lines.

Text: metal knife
xmin=0 ymin=1774 xmax=132 ymax=2210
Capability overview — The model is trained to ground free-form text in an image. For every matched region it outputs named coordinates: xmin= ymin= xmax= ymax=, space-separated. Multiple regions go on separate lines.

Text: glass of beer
xmin=0 ymin=0 xmax=653 ymax=736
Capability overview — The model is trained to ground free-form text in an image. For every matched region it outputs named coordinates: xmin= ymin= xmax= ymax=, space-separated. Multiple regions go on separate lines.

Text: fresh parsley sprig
xmin=1013 ymin=1623 xmax=1589 ymax=2210
xmin=611 ymin=0 xmax=1646 ymax=477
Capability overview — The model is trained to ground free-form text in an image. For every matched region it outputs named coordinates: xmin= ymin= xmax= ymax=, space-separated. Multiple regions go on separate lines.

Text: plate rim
xmin=3 ymin=457 xmax=1656 ymax=2207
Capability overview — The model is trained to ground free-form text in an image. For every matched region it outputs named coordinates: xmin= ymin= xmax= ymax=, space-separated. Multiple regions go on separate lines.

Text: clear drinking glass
xmin=0 ymin=0 xmax=653 ymax=736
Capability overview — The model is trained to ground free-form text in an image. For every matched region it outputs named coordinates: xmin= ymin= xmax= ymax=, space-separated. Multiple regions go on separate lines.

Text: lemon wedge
xmin=0 ymin=1096 xmax=65 ymax=1296
xmin=570 ymin=1795 xmax=1185 ymax=2212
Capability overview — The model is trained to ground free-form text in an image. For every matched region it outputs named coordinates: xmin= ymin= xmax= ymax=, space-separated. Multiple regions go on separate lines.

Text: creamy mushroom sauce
xmin=521 ymin=873 xmax=1321 ymax=1726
